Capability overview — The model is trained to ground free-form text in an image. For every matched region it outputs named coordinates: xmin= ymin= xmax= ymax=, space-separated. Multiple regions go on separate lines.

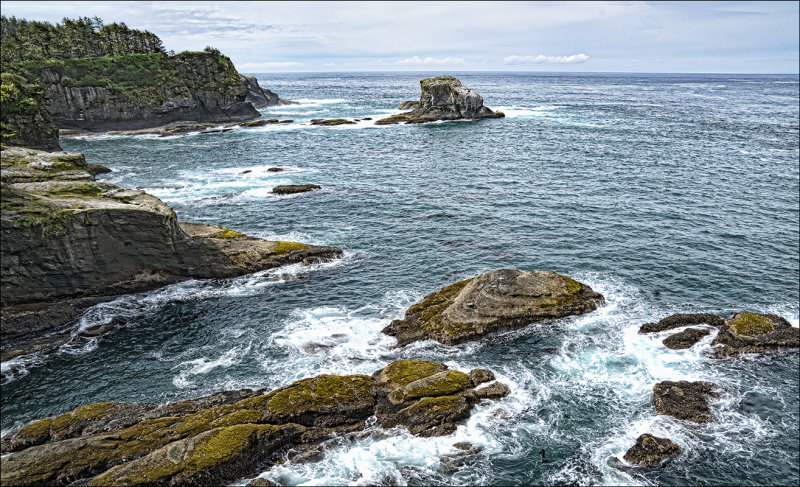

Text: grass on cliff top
xmin=729 ymin=313 xmax=774 ymax=337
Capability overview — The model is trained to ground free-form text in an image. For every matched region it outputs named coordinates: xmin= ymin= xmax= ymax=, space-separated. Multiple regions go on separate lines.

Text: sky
xmin=2 ymin=1 xmax=798 ymax=74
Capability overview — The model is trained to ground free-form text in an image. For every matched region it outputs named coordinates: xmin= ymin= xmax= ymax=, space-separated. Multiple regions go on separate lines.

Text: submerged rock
xmin=0 ymin=147 xmax=341 ymax=354
xmin=0 ymin=360 xmax=508 ymax=485
xmin=272 ymin=184 xmax=321 ymax=194
xmin=639 ymin=313 xmax=724 ymax=334
xmin=652 ymin=380 xmax=719 ymax=423
xmin=376 ymin=76 xmax=504 ymax=125
xmin=310 ymin=118 xmax=356 ymax=126
xmin=622 ymin=434 xmax=682 ymax=467
xmin=382 ymin=269 xmax=603 ymax=346
xmin=662 ymin=327 xmax=712 ymax=349
xmin=711 ymin=312 xmax=799 ymax=356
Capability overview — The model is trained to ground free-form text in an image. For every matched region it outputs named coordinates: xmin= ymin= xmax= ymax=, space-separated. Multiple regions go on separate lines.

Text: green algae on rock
xmin=382 ymin=269 xmax=604 ymax=346
xmin=0 ymin=360 xmax=509 ymax=486
xmin=711 ymin=312 xmax=799 ymax=356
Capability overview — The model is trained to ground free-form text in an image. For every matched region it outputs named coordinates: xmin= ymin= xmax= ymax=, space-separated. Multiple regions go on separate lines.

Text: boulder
xmin=662 ymin=328 xmax=711 ymax=349
xmin=310 ymin=118 xmax=356 ymax=126
xmin=376 ymin=76 xmax=504 ymax=125
xmin=652 ymin=381 xmax=719 ymax=423
xmin=638 ymin=313 xmax=724 ymax=333
xmin=382 ymin=269 xmax=603 ymax=346
xmin=272 ymin=184 xmax=321 ymax=195
xmin=0 ymin=360 xmax=509 ymax=485
xmin=711 ymin=312 xmax=799 ymax=356
xmin=622 ymin=434 xmax=682 ymax=467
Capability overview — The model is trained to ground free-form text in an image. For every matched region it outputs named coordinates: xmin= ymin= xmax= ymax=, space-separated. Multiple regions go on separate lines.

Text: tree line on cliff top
xmin=0 ymin=15 xmax=166 ymax=69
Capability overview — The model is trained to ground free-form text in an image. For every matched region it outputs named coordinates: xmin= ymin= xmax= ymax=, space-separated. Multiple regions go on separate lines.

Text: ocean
xmin=2 ymin=72 xmax=798 ymax=486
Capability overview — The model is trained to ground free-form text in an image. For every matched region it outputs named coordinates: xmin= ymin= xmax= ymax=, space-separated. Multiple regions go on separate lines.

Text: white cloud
xmin=237 ymin=61 xmax=304 ymax=70
xmin=397 ymin=56 xmax=466 ymax=65
xmin=503 ymin=53 xmax=590 ymax=64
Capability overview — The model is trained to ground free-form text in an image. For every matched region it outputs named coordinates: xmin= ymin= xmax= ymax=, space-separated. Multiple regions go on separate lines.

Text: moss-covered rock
xmin=391 ymin=370 xmax=471 ymax=403
xmin=383 ymin=269 xmax=604 ymax=346
xmin=376 ymin=360 xmax=448 ymax=389
xmin=0 ymin=72 xmax=61 ymax=151
xmin=711 ymin=312 xmax=798 ymax=356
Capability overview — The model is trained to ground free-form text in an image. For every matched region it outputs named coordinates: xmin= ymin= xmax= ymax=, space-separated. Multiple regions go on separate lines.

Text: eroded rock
xmin=622 ymin=434 xmax=682 ymax=467
xmin=652 ymin=380 xmax=719 ymax=423
xmin=639 ymin=313 xmax=724 ymax=334
xmin=0 ymin=360 xmax=509 ymax=486
xmin=711 ymin=312 xmax=799 ymax=356
xmin=662 ymin=327 xmax=711 ymax=349
xmin=382 ymin=269 xmax=603 ymax=346
xmin=376 ymin=76 xmax=504 ymax=125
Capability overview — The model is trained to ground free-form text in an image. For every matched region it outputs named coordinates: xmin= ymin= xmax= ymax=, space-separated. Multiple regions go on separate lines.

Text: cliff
xmin=12 ymin=52 xmax=272 ymax=131
xmin=0 ymin=146 xmax=341 ymax=354
xmin=0 ymin=73 xmax=61 ymax=151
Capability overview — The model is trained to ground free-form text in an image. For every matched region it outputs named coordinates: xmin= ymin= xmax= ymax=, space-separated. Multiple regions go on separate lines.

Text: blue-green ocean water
xmin=2 ymin=72 xmax=798 ymax=486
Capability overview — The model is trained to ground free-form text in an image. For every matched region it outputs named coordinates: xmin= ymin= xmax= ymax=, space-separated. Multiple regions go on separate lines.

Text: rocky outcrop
xmin=0 ymin=146 xmax=341 ymax=355
xmin=0 ymin=360 xmax=508 ymax=486
xmin=272 ymin=184 xmax=321 ymax=194
xmin=711 ymin=312 xmax=799 ymax=356
xmin=652 ymin=381 xmax=719 ymax=423
xmin=383 ymin=269 xmax=603 ymax=346
xmin=17 ymin=52 xmax=289 ymax=132
xmin=662 ymin=327 xmax=711 ymax=349
xmin=0 ymin=73 xmax=61 ymax=151
xmin=310 ymin=118 xmax=356 ymax=126
xmin=622 ymin=434 xmax=682 ymax=467
xmin=376 ymin=76 xmax=504 ymax=125
xmin=397 ymin=100 xmax=419 ymax=110
xmin=639 ymin=313 xmax=724 ymax=334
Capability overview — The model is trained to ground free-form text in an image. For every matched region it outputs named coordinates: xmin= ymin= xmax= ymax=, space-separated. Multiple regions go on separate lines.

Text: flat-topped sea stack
xmin=0 ymin=146 xmax=341 ymax=359
xmin=0 ymin=360 xmax=509 ymax=486
xmin=376 ymin=76 xmax=504 ymax=125
xmin=383 ymin=269 xmax=603 ymax=346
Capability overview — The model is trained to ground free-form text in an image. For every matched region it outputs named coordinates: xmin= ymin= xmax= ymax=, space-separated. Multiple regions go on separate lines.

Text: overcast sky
xmin=2 ymin=1 xmax=798 ymax=73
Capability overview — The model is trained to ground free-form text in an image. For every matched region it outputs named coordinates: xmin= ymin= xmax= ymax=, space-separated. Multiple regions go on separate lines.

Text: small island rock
xmin=376 ymin=76 xmax=504 ymax=125
xmin=711 ymin=312 xmax=799 ymax=356
xmin=272 ymin=184 xmax=321 ymax=195
xmin=622 ymin=434 xmax=682 ymax=467
xmin=652 ymin=380 xmax=719 ymax=423
xmin=382 ymin=269 xmax=603 ymax=346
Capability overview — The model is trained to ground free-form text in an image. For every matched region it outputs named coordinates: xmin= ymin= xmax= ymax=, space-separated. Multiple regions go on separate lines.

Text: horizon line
xmin=238 ymin=69 xmax=800 ymax=76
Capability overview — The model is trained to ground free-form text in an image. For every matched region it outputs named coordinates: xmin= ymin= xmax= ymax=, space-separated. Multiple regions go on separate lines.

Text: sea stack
xmin=376 ymin=76 xmax=504 ymax=125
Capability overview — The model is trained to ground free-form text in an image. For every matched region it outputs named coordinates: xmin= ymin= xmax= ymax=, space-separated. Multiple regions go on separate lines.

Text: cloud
xmin=503 ymin=53 xmax=590 ymax=64
xmin=237 ymin=61 xmax=304 ymax=70
xmin=397 ymin=56 xmax=466 ymax=65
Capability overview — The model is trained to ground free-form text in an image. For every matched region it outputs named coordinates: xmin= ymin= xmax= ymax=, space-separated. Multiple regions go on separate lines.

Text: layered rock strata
xmin=0 ymin=360 xmax=509 ymax=486
xmin=0 ymin=146 xmax=341 ymax=356
xmin=383 ymin=269 xmax=603 ymax=346
xmin=376 ymin=76 xmax=504 ymax=125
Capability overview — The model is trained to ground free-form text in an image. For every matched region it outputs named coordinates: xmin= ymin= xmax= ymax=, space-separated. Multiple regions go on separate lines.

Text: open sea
xmin=2 ymin=72 xmax=798 ymax=486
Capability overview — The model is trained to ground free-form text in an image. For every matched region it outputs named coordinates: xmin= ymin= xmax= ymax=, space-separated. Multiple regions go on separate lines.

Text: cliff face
xmin=0 ymin=146 xmax=341 ymax=344
xmin=19 ymin=52 xmax=266 ymax=131
xmin=0 ymin=73 xmax=61 ymax=151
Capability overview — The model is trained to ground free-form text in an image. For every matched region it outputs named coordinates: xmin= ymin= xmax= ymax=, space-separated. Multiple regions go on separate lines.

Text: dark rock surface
xmin=639 ymin=313 xmax=724 ymax=333
xmin=272 ymin=184 xmax=321 ymax=194
xmin=0 ymin=360 xmax=508 ymax=486
xmin=383 ymin=269 xmax=604 ymax=346
xmin=310 ymin=118 xmax=357 ymax=126
xmin=711 ymin=312 xmax=799 ymax=356
xmin=662 ymin=327 xmax=712 ymax=349
xmin=0 ymin=146 xmax=341 ymax=354
xmin=652 ymin=380 xmax=719 ymax=422
xmin=622 ymin=434 xmax=682 ymax=467
xmin=376 ymin=76 xmax=504 ymax=125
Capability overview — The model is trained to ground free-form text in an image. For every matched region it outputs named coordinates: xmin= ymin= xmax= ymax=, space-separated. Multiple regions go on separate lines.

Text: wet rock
xmin=267 ymin=167 xmax=284 ymax=172
xmin=622 ymin=434 xmax=682 ymax=467
xmin=272 ymin=184 xmax=321 ymax=194
xmin=474 ymin=381 xmax=511 ymax=400
xmin=662 ymin=327 xmax=711 ymax=349
xmin=382 ymin=269 xmax=603 ymax=346
xmin=639 ymin=313 xmax=724 ymax=333
xmin=440 ymin=441 xmax=483 ymax=472
xmin=711 ymin=312 xmax=799 ymax=356
xmin=469 ymin=368 xmax=495 ymax=387
xmin=0 ymin=361 xmax=508 ymax=485
xmin=376 ymin=77 xmax=504 ymax=125
xmin=241 ymin=169 xmax=252 ymax=174
xmin=239 ymin=119 xmax=280 ymax=127
xmin=86 ymin=164 xmax=112 ymax=176
xmin=652 ymin=381 xmax=719 ymax=423
xmin=310 ymin=118 xmax=356 ymax=126
xmin=247 ymin=477 xmax=276 ymax=486
xmin=453 ymin=441 xmax=475 ymax=451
